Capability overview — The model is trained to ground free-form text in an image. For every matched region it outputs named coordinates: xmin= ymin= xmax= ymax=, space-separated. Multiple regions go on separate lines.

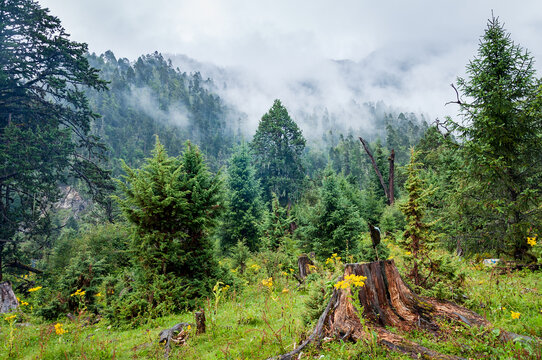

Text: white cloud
xmin=39 ymin=0 xmax=542 ymax=133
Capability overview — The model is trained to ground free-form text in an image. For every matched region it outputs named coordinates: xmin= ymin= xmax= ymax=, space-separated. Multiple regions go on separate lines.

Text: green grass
xmin=1 ymin=263 xmax=541 ymax=359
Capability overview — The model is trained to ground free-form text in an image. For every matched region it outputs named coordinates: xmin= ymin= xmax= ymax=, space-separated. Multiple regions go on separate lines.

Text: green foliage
xmin=221 ymin=143 xmax=264 ymax=251
xmin=34 ymin=223 xmax=130 ymax=319
xmin=251 ymin=99 xmax=306 ymax=205
xmin=0 ymin=0 xmax=110 ymax=280
xmin=399 ymin=149 xmax=465 ymax=301
xmin=447 ymin=16 xmax=542 ymax=260
xmin=114 ymin=138 xmax=226 ymax=321
xmin=379 ymin=204 xmax=406 ymax=234
xmin=299 ymin=167 xmax=365 ymax=259
xmin=260 ymin=193 xmax=295 ymax=250
xmin=86 ymin=52 xmax=237 ymax=173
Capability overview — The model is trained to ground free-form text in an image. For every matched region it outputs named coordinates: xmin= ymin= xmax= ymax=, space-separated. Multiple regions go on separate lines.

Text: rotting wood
xmin=267 ymin=260 xmax=538 ymax=360
xmin=195 ymin=310 xmax=206 ymax=334
xmin=297 ymin=254 xmax=314 ymax=280
xmin=0 ymin=282 xmax=18 ymax=313
xmin=158 ymin=322 xmax=192 ymax=357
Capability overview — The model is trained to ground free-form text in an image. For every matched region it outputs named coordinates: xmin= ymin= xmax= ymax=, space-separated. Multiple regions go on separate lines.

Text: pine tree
xmin=0 ymin=0 xmax=109 ymax=281
xmin=400 ymin=149 xmax=432 ymax=286
xmin=447 ymin=16 xmax=542 ymax=259
xmin=251 ymin=99 xmax=306 ymax=205
xmin=115 ymin=138 xmax=224 ymax=316
xmin=302 ymin=167 xmax=365 ymax=259
xmin=221 ymin=143 xmax=263 ymax=252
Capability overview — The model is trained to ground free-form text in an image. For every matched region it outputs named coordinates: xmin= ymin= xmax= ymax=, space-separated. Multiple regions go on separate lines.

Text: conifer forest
xmin=0 ymin=1 xmax=541 ymax=359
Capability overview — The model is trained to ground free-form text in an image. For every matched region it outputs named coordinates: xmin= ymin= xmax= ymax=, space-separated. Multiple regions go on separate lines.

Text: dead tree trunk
xmin=0 ymin=282 xmax=19 ymax=313
xmin=268 ymin=260 xmax=532 ymax=360
xmin=388 ymin=149 xmax=395 ymax=205
xmin=195 ymin=310 xmax=206 ymax=334
xmin=359 ymin=137 xmax=394 ymax=205
xmin=359 ymin=137 xmax=389 ymax=202
xmin=297 ymin=254 xmax=314 ymax=280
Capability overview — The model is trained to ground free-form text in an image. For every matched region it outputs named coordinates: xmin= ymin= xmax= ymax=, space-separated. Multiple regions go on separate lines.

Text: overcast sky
xmin=38 ymin=0 xmax=542 ymax=130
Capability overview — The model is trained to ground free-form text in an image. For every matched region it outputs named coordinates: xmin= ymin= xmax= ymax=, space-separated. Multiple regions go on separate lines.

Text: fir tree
xmin=221 ymin=143 xmax=263 ymax=252
xmin=251 ymin=99 xmax=306 ymax=205
xmin=447 ymin=16 xmax=542 ymax=259
xmin=115 ymin=138 xmax=224 ymax=317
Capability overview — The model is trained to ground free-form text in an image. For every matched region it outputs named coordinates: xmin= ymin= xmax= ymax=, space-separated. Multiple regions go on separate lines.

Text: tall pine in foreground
xmin=221 ymin=143 xmax=263 ymax=252
xmin=114 ymin=138 xmax=224 ymax=320
xmin=251 ymin=99 xmax=306 ymax=206
xmin=447 ymin=16 xmax=542 ymax=259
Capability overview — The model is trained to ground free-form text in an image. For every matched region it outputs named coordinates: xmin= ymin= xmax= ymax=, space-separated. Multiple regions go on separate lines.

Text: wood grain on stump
xmin=268 ymin=260 xmax=527 ymax=360
xmin=0 ymin=282 xmax=18 ymax=314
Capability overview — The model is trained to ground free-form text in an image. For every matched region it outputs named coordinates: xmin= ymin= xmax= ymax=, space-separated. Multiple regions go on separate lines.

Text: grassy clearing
xmin=1 ymin=262 xmax=541 ymax=359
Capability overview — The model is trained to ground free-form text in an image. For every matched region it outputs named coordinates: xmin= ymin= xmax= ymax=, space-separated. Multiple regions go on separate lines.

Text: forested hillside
xmin=1 ymin=1 xmax=541 ymax=359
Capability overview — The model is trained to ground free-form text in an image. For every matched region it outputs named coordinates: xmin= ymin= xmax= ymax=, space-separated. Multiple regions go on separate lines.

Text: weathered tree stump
xmin=297 ymin=254 xmax=314 ymax=280
xmin=195 ymin=310 xmax=206 ymax=334
xmin=0 ymin=282 xmax=18 ymax=314
xmin=268 ymin=260 xmax=533 ymax=360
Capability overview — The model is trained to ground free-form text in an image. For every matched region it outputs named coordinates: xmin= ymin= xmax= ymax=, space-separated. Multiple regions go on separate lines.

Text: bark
xmin=359 ymin=137 xmax=389 ymax=202
xmin=158 ymin=322 xmax=192 ymax=357
xmin=0 ymin=281 xmax=19 ymax=313
xmin=388 ymin=149 xmax=395 ymax=205
xmin=297 ymin=254 xmax=314 ymax=280
xmin=195 ymin=310 xmax=206 ymax=334
xmin=269 ymin=260 xmax=533 ymax=360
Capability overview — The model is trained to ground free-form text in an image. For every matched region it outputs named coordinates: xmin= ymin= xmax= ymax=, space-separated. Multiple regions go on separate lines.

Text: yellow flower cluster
xmin=510 ymin=311 xmax=521 ymax=319
xmin=250 ymin=264 xmax=261 ymax=271
xmin=28 ymin=286 xmax=42 ymax=292
xmin=70 ymin=289 xmax=86 ymax=297
xmin=261 ymin=277 xmax=273 ymax=288
xmin=55 ymin=323 xmax=67 ymax=335
xmin=325 ymin=253 xmax=341 ymax=265
xmin=282 ymin=288 xmax=289 ymax=293
xmin=527 ymin=237 xmax=537 ymax=246
xmin=334 ymin=274 xmax=367 ymax=290
xmin=4 ymin=314 xmax=17 ymax=322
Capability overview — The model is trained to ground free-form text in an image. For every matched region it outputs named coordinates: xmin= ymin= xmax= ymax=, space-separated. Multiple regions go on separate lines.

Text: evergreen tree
xmin=400 ymin=149 xmax=432 ymax=286
xmin=115 ymin=138 xmax=224 ymax=317
xmin=221 ymin=143 xmax=263 ymax=252
xmin=0 ymin=0 xmax=109 ymax=281
xmin=301 ymin=167 xmax=365 ymax=259
xmin=251 ymin=99 xmax=306 ymax=205
xmin=447 ymin=16 xmax=542 ymax=259
xmin=260 ymin=193 xmax=294 ymax=250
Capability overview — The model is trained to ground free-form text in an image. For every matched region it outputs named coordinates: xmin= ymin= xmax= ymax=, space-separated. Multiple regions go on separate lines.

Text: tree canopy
xmin=251 ymin=99 xmax=306 ymax=205
xmin=0 ymin=0 xmax=109 ymax=280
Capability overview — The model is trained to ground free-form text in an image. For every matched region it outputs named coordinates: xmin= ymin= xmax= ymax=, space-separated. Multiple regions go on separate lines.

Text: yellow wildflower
xmin=20 ymin=301 xmax=29 ymax=306
xmin=250 ymin=264 xmax=261 ymax=271
xmin=70 ymin=289 xmax=85 ymax=297
xmin=527 ymin=237 xmax=537 ymax=246
xmin=55 ymin=323 xmax=67 ymax=335
xmin=334 ymin=274 xmax=367 ymax=290
xmin=261 ymin=277 xmax=273 ymax=288
xmin=282 ymin=288 xmax=289 ymax=293
xmin=405 ymin=251 xmax=412 ymax=256
xmin=289 ymin=268 xmax=294 ymax=273
xmin=281 ymin=271 xmax=289 ymax=276
xmin=186 ymin=325 xmax=191 ymax=331
xmin=325 ymin=257 xmax=333 ymax=265
xmin=95 ymin=292 xmax=102 ymax=297
xmin=4 ymin=314 xmax=16 ymax=321
xmin=28 ymin=286 xmax=42 ymax=292
xmin=510 ymin=311 xmax=521 ymax=319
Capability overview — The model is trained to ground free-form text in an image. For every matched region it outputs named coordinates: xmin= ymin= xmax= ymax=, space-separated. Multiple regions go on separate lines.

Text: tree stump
xmin=268 ymin=260 xmax=532 ymax=360
xmin=297 ymin=254 xmax=314 ymax=280
xmin=195 ymin=310 xmax=206 ymax=334
xmin=0 ymin=282 xmax=18 ymax=313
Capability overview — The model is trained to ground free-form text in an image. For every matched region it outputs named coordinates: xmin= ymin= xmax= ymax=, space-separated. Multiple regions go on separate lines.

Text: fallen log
xmin=268 ymin=260 xmax=536 ymax=360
